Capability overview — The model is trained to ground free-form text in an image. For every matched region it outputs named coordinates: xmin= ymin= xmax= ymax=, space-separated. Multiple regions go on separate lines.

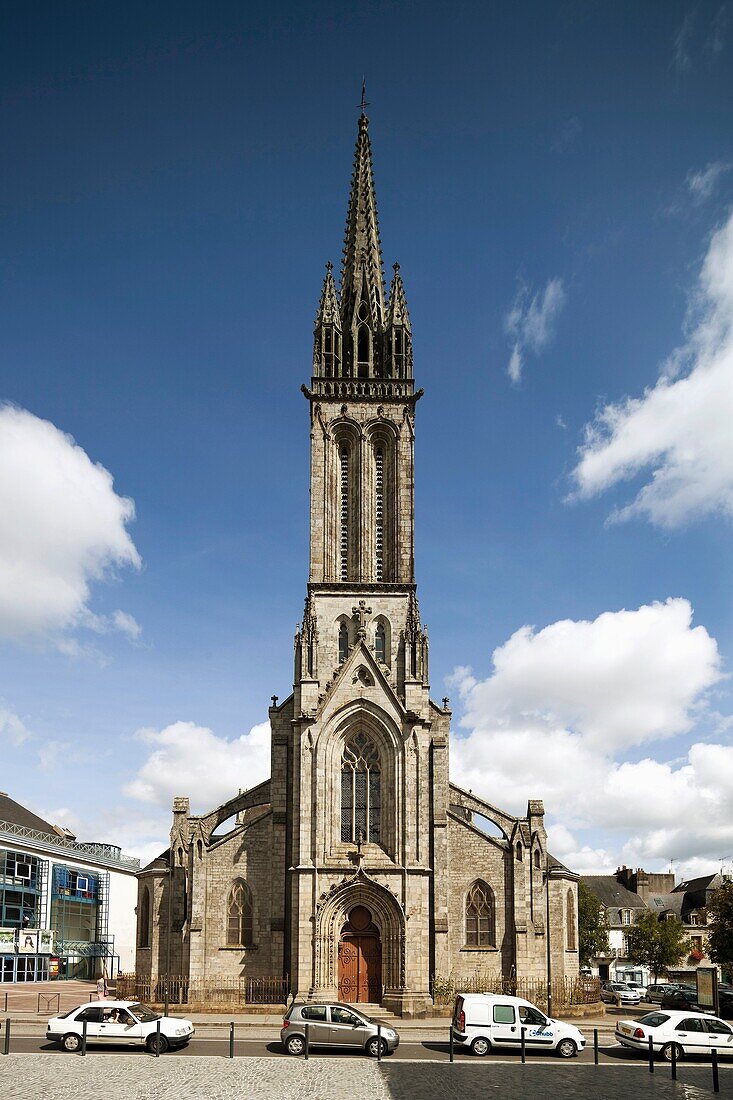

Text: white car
xmin=452 ymin=992 xmax=586 ymax=1058
xmin=600 ymin=981 xmax=642 ymax=1006
xmin=616 ymin=1009 xmax=733 ymax=1061
xmin=46 ymin=1000 xmax=195 ymax=1054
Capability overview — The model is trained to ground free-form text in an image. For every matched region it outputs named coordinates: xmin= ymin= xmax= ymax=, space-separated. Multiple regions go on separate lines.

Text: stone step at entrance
xmin=354 ymin=1003 xmax=399 ymax=1021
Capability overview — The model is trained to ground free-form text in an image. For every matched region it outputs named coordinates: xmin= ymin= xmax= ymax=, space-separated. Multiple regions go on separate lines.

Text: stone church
xmin=136 ymin=113 xmax=579 ymax=1015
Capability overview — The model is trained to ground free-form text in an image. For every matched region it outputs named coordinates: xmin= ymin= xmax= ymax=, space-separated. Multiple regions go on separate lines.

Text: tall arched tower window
xmin=227 ymin=879 xmax=253 ymax=947
xmin=375 ymin=447 xmax=384 ymax=580
xmin=465 ymin=880 xmax=495 ymax=947
xmin=375 ymin=622 xmax=386 ymax=663
xmin=566 ymin=888 xmax=576 ymax=950
xmin=338 ymin=621 xmax=349 ymax=663
xmin=341 ymin=731 xmax=381 ymax=844
xmin=339 ymin=446 xmax=349 ymax=580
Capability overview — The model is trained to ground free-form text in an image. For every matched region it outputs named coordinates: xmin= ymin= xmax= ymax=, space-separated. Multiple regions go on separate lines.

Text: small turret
xmin=385 ymin=263 xmax=412 ymax=379
xmin=313 ymin=262 xmax=342 ymax=378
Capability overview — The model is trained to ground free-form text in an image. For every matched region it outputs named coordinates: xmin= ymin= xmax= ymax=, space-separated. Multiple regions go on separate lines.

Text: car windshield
xmin=128 ymin=1003 xmax=161 ymax=1023
xmin=638 ymin=1013 xmax=670 ymax=1028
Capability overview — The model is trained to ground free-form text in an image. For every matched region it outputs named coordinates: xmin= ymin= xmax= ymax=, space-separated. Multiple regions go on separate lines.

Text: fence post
xmin=3 ymin=1019 xmax=10 ymax=1056
xmin=712 ymin=1048 xmax=720 ymax=1094
xmin=304 ymin=1022 xmax=309 ymax=1060
xmin=3 ymin=991 xmax=6 ymax=1013
xmin=671 ymin=1040 xmax=677 ymax=1080
xmin=155 ymin=1019 xmax=161 ymax=1058
xmin=520 ymin=1027 xmax=526 ymax=1063
xmin=648 ymin=1034 xmax=654 ymax=1073
xmin=164 ymin=979 xmax=169 ymax=1019
xmin=449 ymin=1024 xmax=454 ymax=1062
xmin=229 ymin=1022 xmax=234 ymax=1059
xmin=593 ymin=1028 xmax=598 ymax=1065
xmin=81 ymin=1019 xmax=87 ymax=1057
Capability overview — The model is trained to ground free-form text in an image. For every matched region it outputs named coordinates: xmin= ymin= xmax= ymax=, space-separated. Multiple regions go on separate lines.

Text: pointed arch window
xmin=375 ymin=622 xmax=386 ymax=663
xmin=338 ymin=621 xmax=349 ymax=663
xmin=375 ymin=447 xmax=384 ymax=581
xmin=227 ymin=879 xmax=253 ymax=947
xmin=339 ymin=447 xmax=349 ymax=581
xmin=357 ymin=325 xmax=370 ymax=377
xmin=566 ymin=888 xmax=576 ymax=950
xmin=516 ymin=841 xmax=523 ymax=861
xmin=534 ymin=849 xmax=541 ymax=870
xmin=341 ymin=731 xmax=381 ymax=844
xmin=138 ymin=885 xmax=151 ymax=948
xmin=465 ymin=881 xmax=495 ymax=947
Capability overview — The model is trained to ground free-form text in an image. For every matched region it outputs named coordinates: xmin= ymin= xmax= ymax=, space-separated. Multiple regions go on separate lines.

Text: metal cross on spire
xmin=358 ymin=78 xmax=369 ymax=115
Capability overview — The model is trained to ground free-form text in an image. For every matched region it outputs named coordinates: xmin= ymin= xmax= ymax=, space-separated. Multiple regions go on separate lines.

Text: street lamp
xmin=545 ymin=863 xmax=553 ymax=1018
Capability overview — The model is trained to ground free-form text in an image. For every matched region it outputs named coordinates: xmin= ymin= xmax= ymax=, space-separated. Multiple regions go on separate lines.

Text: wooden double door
xmin=338 ymin=906 xmax=382 ymax=1003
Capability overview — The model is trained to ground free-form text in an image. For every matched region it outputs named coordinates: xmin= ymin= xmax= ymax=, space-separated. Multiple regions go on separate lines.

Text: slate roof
xmin=673 ymin=874 xmax=717 ymax=894
xmin=581 ymin=875 xmax=648 ymax=909
xmin=647 ymin=892 xmax=684 ymax=918
xmin=0 ymin=792 xmax=59 ymax=835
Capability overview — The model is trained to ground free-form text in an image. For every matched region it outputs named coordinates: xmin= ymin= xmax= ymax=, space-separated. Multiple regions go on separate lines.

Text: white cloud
xmin=687 ymin=161 xmax=731 ymax=203
xmin=505 ymin=278 xmax=566 ymax=383
xmin=570 ymin=210 xmax=733 ymax=527
xmin=0 ymin=405 xmax=141 ymax=646
xmin=674 ymin=10 xmax=696 ymax=72
xmin=450 ymin=600 xmax=731 ymax=868
xmin=0 ymin=707 xmax=32 ymax=747
xmin=124 ymin=719 xmax=271 ymax=812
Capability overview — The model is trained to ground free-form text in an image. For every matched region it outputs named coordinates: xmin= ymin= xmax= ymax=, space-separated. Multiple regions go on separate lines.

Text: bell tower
xmin=297 ymin=112 xmax=427 ymax=707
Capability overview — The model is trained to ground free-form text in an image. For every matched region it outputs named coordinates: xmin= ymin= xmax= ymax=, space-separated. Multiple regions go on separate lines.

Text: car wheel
xmin=366 ymin=1036 xmax=387 ymax=1058
xmin=146 ymin=1033 xmax=169 ymax=1055
xmin=471 ymin=1036 xmax=491 ymax=1056
xmin=661 ymin=1042 xmax=683 ymax=1063
xmin=556 ymin=1038 xmax=577 ymax=1059
xmin=285 ymin=1034 xmax=305 ymax=1056
xmin=62 ymin=1033 xmax=81 ymax=1053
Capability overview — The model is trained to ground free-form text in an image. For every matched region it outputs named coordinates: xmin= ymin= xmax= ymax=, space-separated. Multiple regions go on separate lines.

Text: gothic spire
xmin=313 ymin=262 xmax=342 ymax=377
xmin=386 ymin=262 xmax=411 ymax=332
xmin=340 ymin=114 xmax=386 ymax=333
xmin=315 ymin=262 xmax=341 ymax=329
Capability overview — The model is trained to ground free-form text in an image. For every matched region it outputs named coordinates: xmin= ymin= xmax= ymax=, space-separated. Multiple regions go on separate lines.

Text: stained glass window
xmin=465 ymin=881 xmax=495 ymax=947
xmin=341 ymin=732 xmax=381 ymax=844
xmin=226 ymin=880 xmax=253 ymax=947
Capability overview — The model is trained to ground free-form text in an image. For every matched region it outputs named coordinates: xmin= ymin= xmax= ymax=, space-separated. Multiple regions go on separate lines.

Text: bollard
xmin=81 ymin=1019 xmax=87 ymax=1057
xmin=377 ymin=1023 xmax=382 ymax=1062
xmin=648 ymin=1034 xmax=654 ymax=1073
xmin=520 ymin=1027 xmax=526 ymax=1063
xmin=449 ymin=1025 xmax=454 ymax=1062
xmin=3 ymin=1019 xmax=10 ymax=1056
xmin=3 ymin=992 xmax=7 ymax=1013
xmin=155 ymin=1019 xmax=161 ymax=1058
xmin=229 ymin=1021 xmax=234 ymax=1059
xmin=593 ymin=1027 xmax=598 ymax=1065
xmin=712 ymin=1048 xmax=720 ymax=1094
xmin=304 ymin=1022 xmax=309 ymax=1060
xmin=671 ymin=1041 xmax=677 ymax=1080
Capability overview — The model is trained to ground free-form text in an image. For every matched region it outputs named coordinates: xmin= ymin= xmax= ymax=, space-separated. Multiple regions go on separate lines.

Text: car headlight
xmin=175 ymin=1026 xmax=188 ymax=1036
xmin=384 ymin=1029 xmax=395 ymax=1039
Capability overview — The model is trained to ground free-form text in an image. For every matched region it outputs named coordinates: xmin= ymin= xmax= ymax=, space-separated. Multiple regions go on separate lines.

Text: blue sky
xmin=1 ymin=1 xmax=732 ymax=874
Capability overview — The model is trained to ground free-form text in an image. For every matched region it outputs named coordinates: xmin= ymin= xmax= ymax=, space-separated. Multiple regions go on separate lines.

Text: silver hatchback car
xmin=281 ymin=1002 xmax=400 ymax=1056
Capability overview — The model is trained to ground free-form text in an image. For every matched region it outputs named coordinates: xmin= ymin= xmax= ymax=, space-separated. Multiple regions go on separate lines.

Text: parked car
xmin=451 ymin=993 xmax=586 ymax=1058
xmin=616 ymin=1009 xmax=733 ymax=1060
xmin=280 ymin=1002 xmax=399 ymax=1057
xmin=623 ymin=981 xmax=648 ymax=999
xmin=661 ymin=988 xmax=702 ymax=1011
xmin=600 ymin=981 xmax=642 ymax=1006
xmin=646 ymin=983 xmax=680 ymax=1004
xmin=719 ymin=990 xmax=733 ymax=1020
xmin=46 ymin=1001 xmax=194 ymax=1054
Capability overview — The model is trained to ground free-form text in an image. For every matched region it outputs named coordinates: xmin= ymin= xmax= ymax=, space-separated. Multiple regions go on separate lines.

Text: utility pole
xmin=545 ymin=865 xmax=553 ymax=1018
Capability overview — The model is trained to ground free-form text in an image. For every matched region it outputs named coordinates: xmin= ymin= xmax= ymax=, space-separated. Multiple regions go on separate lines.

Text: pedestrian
xmin=96 ymin=971 xmax=108 ymax=1001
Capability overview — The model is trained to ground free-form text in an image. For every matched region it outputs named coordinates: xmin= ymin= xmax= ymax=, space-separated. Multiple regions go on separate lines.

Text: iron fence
xmin=431 ymin=973 xmax=601 ymax=1009
xmin=115 ymin=973 xmax=289 ymax=1006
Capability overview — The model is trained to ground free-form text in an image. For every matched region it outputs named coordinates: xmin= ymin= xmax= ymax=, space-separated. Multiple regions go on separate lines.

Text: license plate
xmin=619 ymin=1025 xmax=633 ymax=1035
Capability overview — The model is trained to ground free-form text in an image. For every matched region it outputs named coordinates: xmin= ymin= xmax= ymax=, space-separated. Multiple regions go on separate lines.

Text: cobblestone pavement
xmin=0 ymin=1055 xmax=390 ymax=1100
xmin=0 ymin=1055 xmax=727 ymax=1100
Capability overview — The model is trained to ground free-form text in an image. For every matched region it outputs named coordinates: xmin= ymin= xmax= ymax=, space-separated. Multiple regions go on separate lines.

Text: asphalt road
xmin=5 ymin=1032 xmax=733 ymax=1069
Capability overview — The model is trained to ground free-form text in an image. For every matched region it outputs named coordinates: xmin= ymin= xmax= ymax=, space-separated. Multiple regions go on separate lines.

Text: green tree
xmin=705 ymin=882 xmax=733 ymax=980
xmin=625 ymin=911 xmax=687 ymax=980
xmin=578 ymin=882 xmax=609 ymax=968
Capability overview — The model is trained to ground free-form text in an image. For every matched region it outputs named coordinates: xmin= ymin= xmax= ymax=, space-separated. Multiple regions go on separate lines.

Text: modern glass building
xmin=0 ymin=792 xmax=139 ymax=982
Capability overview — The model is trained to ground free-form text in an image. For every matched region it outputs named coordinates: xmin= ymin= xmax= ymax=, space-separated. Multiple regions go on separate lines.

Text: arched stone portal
xmin=338 ymin=904 xmax=382 ymax=1003
xmin=313 ymin=871 xmax=405 ymax=1006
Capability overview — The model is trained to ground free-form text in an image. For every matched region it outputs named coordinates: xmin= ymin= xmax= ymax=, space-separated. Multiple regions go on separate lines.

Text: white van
xmin=451 ymin=993 xmax=586 ymax=1058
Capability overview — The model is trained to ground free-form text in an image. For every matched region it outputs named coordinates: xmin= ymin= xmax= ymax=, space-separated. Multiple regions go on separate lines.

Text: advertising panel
xmin=0 ymin=928 xmax=16 ymax=953
xmin=18 ymin=929 xmax=38 ymax=953
xmin=37 ymin=929 xmax=55 ymax=954
xmin=696 ymin=966 xmax=719 ymax=1014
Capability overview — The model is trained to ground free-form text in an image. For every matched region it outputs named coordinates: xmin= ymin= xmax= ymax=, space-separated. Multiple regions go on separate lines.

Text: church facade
xmin=135 ymin=114 xmax=579 ymax=1016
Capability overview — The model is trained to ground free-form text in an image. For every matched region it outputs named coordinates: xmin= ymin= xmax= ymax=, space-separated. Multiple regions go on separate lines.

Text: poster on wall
xmin=18 ymin=930 xmax=38 ymax=953
xmin=48 ymin=956 xmax=60 ymax=979
xmin=37 ymin=929 xmax=55 ymax=954
xmin=0 ymin=928 xmax=16 ymax=953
